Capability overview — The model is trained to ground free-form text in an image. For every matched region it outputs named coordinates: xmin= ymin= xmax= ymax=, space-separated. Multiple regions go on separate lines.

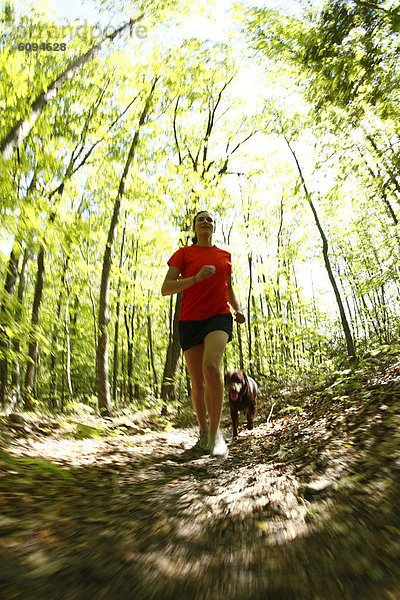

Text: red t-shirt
xmin=167 ymin=245 xmax=232 ymax=320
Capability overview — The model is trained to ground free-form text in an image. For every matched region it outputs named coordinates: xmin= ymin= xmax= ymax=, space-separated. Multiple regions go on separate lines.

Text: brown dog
xmin=224 ymin=370 xmax=257 ymax=439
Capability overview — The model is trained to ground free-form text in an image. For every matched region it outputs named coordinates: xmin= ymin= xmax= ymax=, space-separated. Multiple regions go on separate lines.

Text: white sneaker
xmin=208 ymin=430 xmax=229 ymax=459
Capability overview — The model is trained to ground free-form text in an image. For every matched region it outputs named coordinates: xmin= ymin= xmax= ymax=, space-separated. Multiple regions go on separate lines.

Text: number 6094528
xmin=18 ymin=42 xmax=67 ymax=51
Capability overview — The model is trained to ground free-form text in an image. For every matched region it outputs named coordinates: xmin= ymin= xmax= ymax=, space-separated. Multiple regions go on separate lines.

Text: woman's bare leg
xmin=184 ymin=343 xmax=207 ymax=431
xmin=202 ymin=330 xmax=229 ymax=434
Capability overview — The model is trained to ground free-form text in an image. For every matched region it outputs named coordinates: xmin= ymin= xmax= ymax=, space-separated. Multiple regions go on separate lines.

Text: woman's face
xmin=194 ymin=212 xmax=215 ymax=236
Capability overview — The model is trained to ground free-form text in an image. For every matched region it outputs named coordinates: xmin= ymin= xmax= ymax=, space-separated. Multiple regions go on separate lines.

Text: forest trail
xmin=1 ymin=362 xmax=400 ymax=600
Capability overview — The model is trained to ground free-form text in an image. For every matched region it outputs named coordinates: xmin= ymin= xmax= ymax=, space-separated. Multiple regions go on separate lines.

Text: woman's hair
xmin=192 ymin=210 xmax=215 ymax=245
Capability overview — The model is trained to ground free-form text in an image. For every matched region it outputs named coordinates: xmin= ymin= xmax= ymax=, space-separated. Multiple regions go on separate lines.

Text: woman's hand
xmin=195 ymin=264 xmax=216 ymax=282
xmin=234 ymin=310 xmax=245 ymax=324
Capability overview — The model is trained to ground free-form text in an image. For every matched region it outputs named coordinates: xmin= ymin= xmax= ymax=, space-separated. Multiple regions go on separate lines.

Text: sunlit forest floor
xmin=1 ymin=360 xmax=400 ymax=599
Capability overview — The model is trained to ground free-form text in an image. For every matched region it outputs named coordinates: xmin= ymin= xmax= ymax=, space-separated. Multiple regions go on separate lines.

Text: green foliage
xmin=0 ymin=448 xmax=73 ymax=479
xmin=73 ymin=422 xmax=104 ymax=439
xmin=243 ymin=0 xmax=400 ymax=122
xmin=1 ymin=0 xmax=399 ymax=416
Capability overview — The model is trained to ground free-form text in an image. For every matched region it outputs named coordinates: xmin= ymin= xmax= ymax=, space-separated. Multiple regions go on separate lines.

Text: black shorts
xmin=178 ymin=313 xmax=233 ymax=352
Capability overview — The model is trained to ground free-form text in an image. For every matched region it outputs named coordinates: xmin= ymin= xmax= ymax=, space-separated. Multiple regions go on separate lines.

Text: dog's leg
xmin=246 ymin=405 xmax=255 ymax=430
xmin=230 ymin=404 xmax=239 ymax=439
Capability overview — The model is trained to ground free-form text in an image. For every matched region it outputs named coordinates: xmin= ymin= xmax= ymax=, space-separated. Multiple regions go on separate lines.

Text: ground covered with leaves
xmin=1 ymin=357 xmax=400 ymax=599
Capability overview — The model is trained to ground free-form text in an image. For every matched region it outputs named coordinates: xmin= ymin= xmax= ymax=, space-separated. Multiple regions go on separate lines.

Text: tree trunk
xmin=147 ymin=313 xmax=158 ymax=397
xmin=61 ymin=347 xmax=65 ymax=412
xmin=0 ymin=242 xmax=20 ymax=406
xmin=49 ymin=258 xmax=69 ymax=409
xmin=96 ymin=79 xmax=158 ymax=416
xmin=113 ymin=220 xmax=126 ymax=405
xmin=23 ymin=247 xmax=45 ymax=408
xmin=251 ymin=294 xmax=262 ymax=376
xmin=124 ymin=305 xmax=135 ymax=404
xmin=64 ymin=270 xmax=73 ymax=401
xmin=236 ymin=321 xmax=244 ymax=370
xmin=247 ymin=253 xmax=253 ymax=373
xmin=285 ymin=137 xmax=356 ymax=360
xmin=113 ymin=304 xmax=121 ymax=406
xmin=161 ymin=294 xmax=182 ymax=407
xmin=11 ymin=246 xmax=29 ymax=406
xmin=88 ymin=280 xmax=98 ymax=378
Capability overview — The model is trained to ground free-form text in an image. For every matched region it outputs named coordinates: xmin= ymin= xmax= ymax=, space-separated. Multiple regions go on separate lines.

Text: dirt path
xmin=1 ymin=364 xmax=400 ymax=599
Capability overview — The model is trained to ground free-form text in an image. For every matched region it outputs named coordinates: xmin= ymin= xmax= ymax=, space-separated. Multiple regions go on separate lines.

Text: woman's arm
xmin=227 ymin=275 xmax=245 ymax=323
xmin=161 ymin=266 xmax=196 ymax=296
xmin=161 ymin=264 xmax=216 ymax=296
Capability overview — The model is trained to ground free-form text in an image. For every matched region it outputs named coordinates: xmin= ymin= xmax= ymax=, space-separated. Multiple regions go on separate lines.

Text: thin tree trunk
xmin=260 ymin=260 xmax=274 ymax=378
xmin=61 ymin=347 xmax=65 ymax=412
xmin=336 ymin=264 xmax=356 ymax=347
xmin=247 ymin=253 xmax=253 ymax=373
xmin=147 ymin=313 xmax=158 ymax=396
xmin=275 ymin=202 xmax=284 ymax=366
xmin=96 ymin=79 xmax=158 ymax=416
xmin=124 ymin=305 xmax=135 ymax=404
xmin=113 ymin=220 xmax=127 ymax=405
xmin=89 ymin=280 xmax=97 ymax=370
xmin=285 ymin=136 xmax=356 ymax=360
xmin=49 ymin=258 xmax=68 ymax=409
xmin=12 ymin=246 xmax=29 ymax=406
xmin=0 ymin=242 xmax=20 ymax=406
xmin=257 ymin=270 xmax=268 ymax=377
xmin=113 ymin=304 xmax=121 ymax=406
xmin=132 ymin=317 xmax=146 ymax=401
xmin=64 ymin=268 xmax=73 ymax=401
xmin=23 ymin=247 xmax=45 ymax=408
xmin=121 ymin=339 xmax=126 ymax=406
xmin=113 ymin=308 xmax=121 ymax=405
xmin=161 ymin=294 xmax=182 ymax=407
xmin=236 ymin=320 xmax=244 ymax=370
xmin=251 ymin=294 xmax=262 ymax=376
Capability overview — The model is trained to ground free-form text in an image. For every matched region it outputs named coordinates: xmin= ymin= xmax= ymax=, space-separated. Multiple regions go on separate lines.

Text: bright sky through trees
xmin=49 ymin=0 xmax=326 ymax=35
xmin=6 ymin=0 xmax=331 ymax=308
